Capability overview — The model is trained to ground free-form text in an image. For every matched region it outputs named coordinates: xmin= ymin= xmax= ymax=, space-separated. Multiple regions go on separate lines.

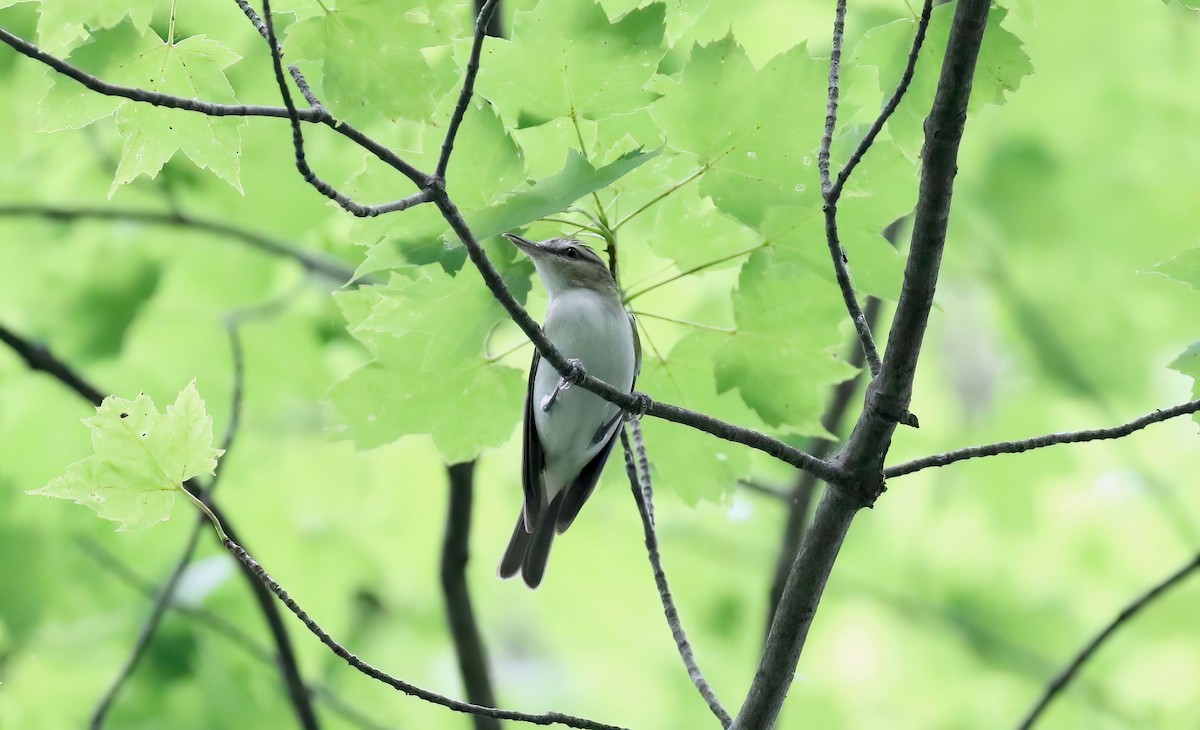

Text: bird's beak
xmin=503 ymin=232 xmax=540 ymax=256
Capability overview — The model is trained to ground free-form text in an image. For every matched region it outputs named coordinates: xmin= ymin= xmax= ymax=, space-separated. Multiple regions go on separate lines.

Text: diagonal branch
xmin=78 ymin=537 xmax=393 ymax=730
xmin=885 ymin=398 xmax=1200 ymax=478
xmin=0 ymin=27 xmax=319 ymax=121
xmin=0 ymin=321 xmax=320 ymax=730
xmin=1018 ymin=551 xmax=1200 ymax=729
xmin=620 ymin=424 xmax=731 ymax=728
xmin=0 ymin=24 xmax=426 ymax=191
xmin=222 ymin=537 xmax=628 ymax=730
xmin=437 ymin=0 xmax=501 ymax=179
xmin=89 ymin=322 xmax=248 ymax=729
xmin=0 ymin=204 xmax=361 ymax=283
xmin=829 ymin=0 xmax=934 ymax=201
xmin=441 ymin=462 xmax=500 ymax=730
xmin=258 ymin=0 xmax=434 ymax=218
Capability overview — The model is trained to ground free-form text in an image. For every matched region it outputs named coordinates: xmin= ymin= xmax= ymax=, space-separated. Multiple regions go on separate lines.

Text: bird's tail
xmin=497 ymin=492 xmax=564 ymax=589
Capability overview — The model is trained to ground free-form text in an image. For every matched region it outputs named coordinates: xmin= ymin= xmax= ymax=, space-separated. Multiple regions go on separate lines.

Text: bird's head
xmin=503 ymin=233 xmax=616 ymax=298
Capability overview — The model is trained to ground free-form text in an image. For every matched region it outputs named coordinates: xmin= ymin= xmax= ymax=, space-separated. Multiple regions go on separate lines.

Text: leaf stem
xmin=612 ymin=164 xmax=708 ymax=231
xmin=622 ymin=242 xmax=766 ymax=303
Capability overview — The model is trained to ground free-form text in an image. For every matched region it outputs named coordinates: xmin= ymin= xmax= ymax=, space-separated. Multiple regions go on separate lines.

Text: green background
xmin=1 ymin=0 xmax=1199 ymax=728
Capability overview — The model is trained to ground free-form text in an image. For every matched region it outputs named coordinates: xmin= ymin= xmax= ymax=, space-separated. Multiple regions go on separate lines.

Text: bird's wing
xmin=521 ymin=349 xmax=545 ymax=531
xmin=556 ymin=425 xmax=619 ymax=534
xmin=629 ymin=310 xmax=642 ymax=387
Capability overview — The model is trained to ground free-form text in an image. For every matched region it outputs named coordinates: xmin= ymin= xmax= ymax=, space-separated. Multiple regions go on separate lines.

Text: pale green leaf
xmin=714 ymin=249 xmax=858 ymax=432
xmin=29 ymin=382 xmax=223 ymax=530
xmin=650 ymin=37 xmax=828 ymax=230
xmin=330 ymin=267 xmax=527 ymax=462
xmin=1150 ymin=247 xmax=1200 ymax=292
xmin=852 ymin=4 xmax=1033 ymax=157
xmin=479 ymin=0 xmax=666 ymax=126
xmin=285 ymin=0 xmax=464 ymax=123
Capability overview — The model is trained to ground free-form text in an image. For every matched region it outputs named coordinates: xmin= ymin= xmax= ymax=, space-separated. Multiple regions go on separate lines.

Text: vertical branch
xmin=819 ymin=0 xmax=882 ymax=376
xmin=764 ymin=297 xmax=880 ymax=636
xmin=733 ymin=2 xmax=993 ymax=727
xmin=438 ymin=6 xmax=503 ymax=727
xmin=620 ymin=424 xmax=731 ymax=728
xmin=441 ymin=462 xmax=501 ymax=729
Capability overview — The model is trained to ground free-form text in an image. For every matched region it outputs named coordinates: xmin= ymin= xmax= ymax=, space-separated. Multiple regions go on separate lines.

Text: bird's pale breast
xmin=534 ymin=289 xmax=635 ymax=497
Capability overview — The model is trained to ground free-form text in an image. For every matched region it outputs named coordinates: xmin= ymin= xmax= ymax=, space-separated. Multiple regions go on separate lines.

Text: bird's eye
xmin=564 ymin=247 xmax=579 ymax=260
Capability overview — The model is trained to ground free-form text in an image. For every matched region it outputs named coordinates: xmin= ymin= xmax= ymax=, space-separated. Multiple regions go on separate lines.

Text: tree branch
xmin=620 ymin=423 xmax=731 ymax=728
xmin=0 ymin=27 xmax=320 ymax=120
xmin=0 ymin=204 xmax=361 ymax=284
xmin=884 ymin=398 xmax=1200 ymax=478
xmin=89 ymin=322 xmax=247 ymax=728
xmin=0 ymin=24 xmax=426 ymax=190
xmin=0 ymin=321 xmax=320 ymax=730
xmin=828 ymin=0 xmax=934 ymax=201
xmin=258 ymin=0 xmax=434 ymax=218
xmin=77 ymin=537 xmax=392 ymax=730
xmin=221 ymin=537 xmax=628 ymax=730
xmin=441 ymin=462 xmax=500 ymax=730
xmin=1018 ymin=551 xmax=1200 ymax=729
xmin=734 ymin=3 xmax=994 ymax=727
xmin=437 ymin=0 xmax=501 ymax=179
xmin=818 ymin=0 xmax=882 ymax=376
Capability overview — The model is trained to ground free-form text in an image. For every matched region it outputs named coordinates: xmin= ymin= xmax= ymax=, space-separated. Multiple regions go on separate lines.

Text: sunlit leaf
xmin=28 ymin=382 xmax=222 ymax=530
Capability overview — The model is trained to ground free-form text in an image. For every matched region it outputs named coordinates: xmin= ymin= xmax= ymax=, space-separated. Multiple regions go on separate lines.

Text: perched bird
xmin=498 ymin=233 xmax=640 ymax=588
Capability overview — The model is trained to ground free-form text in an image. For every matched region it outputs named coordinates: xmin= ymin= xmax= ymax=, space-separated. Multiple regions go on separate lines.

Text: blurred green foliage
xmin=1 ymin=0 xmax=1199 ymax=728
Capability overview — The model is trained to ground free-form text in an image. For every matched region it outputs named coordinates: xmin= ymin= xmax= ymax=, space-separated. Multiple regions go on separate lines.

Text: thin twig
xmin=77 ymin=538 xmax=393 ymax=730
xmin=1018 ymin=552 xmax=1200 ymax=729
xmin=0 ymin=204 xmax=361 ymax=284
xmin=828 ymin=0 xmax=934 ymax=201
xmin=437 ymin=0 xmax=501 ymax=179
xmin=221 ymin=538 xmax=628 ymax=730
xmin=88 ymin=518 xmax=205 ymax=727
xmin=230 ymin=0 xmax=322 ymax=108
xmin=259 ymin=0 xmax=434 ymax=218
xmin=884 ymin=399 xmax=1200 ymax=478
xmin=818 ymin=0 xmax=882 ymax=377
xmin=441 ymin=462 xmax=500 ymax=730
xmin=88 ymin=322 xmax=247 ymax=728
xmin=0 ymin=27 xmax=320 ymax=120
xmin=0 ymin=322 xmax=320 ymax=730
xmin=620 ymin=424 xmax=731 ymax=728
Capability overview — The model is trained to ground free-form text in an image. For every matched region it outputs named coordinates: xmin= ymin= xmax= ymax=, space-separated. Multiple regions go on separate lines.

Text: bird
xmin=498 ymin=233 xmax=641 ymax=588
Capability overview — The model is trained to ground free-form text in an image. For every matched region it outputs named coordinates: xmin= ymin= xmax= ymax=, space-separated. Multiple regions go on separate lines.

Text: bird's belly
xmin=533 ymin=293 xmax=635 ymax=494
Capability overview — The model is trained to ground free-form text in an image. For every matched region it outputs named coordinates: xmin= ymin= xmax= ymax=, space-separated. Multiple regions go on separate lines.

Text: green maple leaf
xmin=330 ymin=266 xmax=528 ymax=462
xmin=0 ymin=0 xmax=156 ymax=52
xmin=714 ymin=249 xmax=858 ymax=433
xmin=285 ymin=0 xmax=464 ymax=123
xmin=478 ymin=0 xmax=666 ymax=127
xmin=29 ymin=382 xmax=223 ymax=530
xmin=651 ymin=36 xmax=830 ymax=231
xmin=37 ymin=23 xmax=246 ymax=193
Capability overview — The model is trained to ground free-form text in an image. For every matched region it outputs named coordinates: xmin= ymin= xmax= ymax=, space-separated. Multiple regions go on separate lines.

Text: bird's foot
xmin=561 ymin=358 xmax=586 ymax=387
xmin=623 ymin=392 xmax=652 ymax=421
